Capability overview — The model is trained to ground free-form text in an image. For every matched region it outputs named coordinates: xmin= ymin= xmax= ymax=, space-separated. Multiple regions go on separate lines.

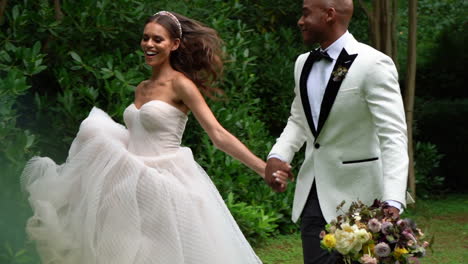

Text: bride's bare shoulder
xmin=136 ymin=80 xmax=150 ymax=90
xmin=133 ymin=80 xmax=152 ymax=97
xmin=172 ymin=73 xmax=198 ymax=94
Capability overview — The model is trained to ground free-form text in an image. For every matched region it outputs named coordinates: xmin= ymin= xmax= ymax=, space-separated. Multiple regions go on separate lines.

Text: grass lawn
xmin=255 ymin=194 xmax=468 ymax=264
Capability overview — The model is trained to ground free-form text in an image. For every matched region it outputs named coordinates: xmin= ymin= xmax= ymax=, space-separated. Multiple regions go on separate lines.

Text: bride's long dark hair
xmin=146 ymin=12 xmax=224 ymax=98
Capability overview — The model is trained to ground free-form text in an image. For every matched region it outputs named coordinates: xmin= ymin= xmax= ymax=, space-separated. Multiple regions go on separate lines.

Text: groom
xmin=265 ymin=0 xmax=409 ymax=263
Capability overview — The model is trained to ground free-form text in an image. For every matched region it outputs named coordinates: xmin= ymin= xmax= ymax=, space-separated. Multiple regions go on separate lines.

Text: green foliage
xmin=417 ymin=21 xmax=467 ymax=99
xmin=1 ymin=1 xmax=304 ymax=255
xmin=0 ymin=242 xmax=33 ymax=264
xmin=0 ymin=41 xmax=45 ymax=186
xmin=414 ymin=99 xmax=468 ymax=192
xmin=226 ymin=193 xmax=281 ymax=246
xmin=183 ymin=13 xmax=299 ymax=238
xmin=414 ymin=142 xmax=444 ymax=199
xmin=397 ymin=0 xmax=468 ymax=196
xmin=415 ymin=0 xmax=468 ymax=66
xmin=0 ymin=38 xmax=45 ymax=264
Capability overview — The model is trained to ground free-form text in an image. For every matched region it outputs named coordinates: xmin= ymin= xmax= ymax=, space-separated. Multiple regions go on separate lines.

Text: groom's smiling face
xmin=298 ymin=0 xmax=329 ymax=45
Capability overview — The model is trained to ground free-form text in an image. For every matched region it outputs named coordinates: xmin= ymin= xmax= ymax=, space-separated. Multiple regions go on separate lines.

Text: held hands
xmin=264 ymin=158 xmax=294 ymax=192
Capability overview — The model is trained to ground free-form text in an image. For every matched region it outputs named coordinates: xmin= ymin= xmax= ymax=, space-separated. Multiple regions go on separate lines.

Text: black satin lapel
xmin=316 ymin=49 xmax=358 ymax=135
xmin=299 ymin=52 xmax=318 ymax=137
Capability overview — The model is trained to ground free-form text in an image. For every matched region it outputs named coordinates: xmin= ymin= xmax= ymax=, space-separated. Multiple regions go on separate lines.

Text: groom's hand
xmin=383 ymin=206 xmax=400 ymax=220
xmin=265 ymin=158 xmax=294 ymax=192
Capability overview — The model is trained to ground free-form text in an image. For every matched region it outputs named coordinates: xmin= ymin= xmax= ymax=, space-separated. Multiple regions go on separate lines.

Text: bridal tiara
xmin=153 ymin=11 xmax=182 ymax=39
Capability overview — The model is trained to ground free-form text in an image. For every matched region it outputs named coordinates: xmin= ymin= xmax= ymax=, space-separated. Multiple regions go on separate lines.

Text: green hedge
xmin=0 ymin=2 xmax=304 ymax=261
xmin=414 ymin=99 xmax=468 ymax=193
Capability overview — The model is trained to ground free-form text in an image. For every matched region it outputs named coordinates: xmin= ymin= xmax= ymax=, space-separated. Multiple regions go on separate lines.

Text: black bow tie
xmin=311 ymin=49 xmax=332 ymax=62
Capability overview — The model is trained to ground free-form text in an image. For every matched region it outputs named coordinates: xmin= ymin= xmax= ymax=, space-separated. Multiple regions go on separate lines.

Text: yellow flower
xmin=323 ymin=234 xmax=336 ymax=248
xmin=363 ymin=243 xmax=375 ymax=255
xmin=394 ymin=246 xmax=409 ymax=259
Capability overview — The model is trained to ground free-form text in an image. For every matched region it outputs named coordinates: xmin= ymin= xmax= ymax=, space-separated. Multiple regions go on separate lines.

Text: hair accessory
xmin=153 ymin=11 xmax=182 ymax=39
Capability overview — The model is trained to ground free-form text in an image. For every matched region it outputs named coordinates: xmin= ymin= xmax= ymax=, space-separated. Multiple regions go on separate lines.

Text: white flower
xmin=353 ymin=212 xmax=361 ymax=221
xmin=335 ymin=229 xmax=357 ymax=255
xmin=355 ymin=229 xmax=371 ymax=244
xmin=341 ymin=223 xmax=358 ymax=233
xmin=335 ymin=223 xmax=361 ymax=255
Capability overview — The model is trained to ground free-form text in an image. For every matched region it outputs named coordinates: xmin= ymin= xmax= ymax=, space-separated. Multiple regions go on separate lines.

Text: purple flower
xmin=368 ymin=218 xmax=381 ymax=233
xmin=381 ymin=221 xmax=393 ymax=235
xmin=374 ymin=242 xmax=391 ymax=257
xmin=397 ymin=219 xmax=412 ymax=230
xmin=402 ymin=229 xmax=417 ymax=242
xmin=360 ymin=254 xmax=377 ymax=264
xmin=319 ymin=230 xmax=326 ymax=239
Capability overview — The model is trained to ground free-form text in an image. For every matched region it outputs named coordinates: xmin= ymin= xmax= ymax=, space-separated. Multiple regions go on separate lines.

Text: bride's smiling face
xmin=141 ymin=22 xmax=180 ymax=67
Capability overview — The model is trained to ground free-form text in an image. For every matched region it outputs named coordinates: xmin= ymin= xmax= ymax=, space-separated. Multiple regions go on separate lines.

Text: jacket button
xmin=314 ymin=143 xmax=320 ymax=149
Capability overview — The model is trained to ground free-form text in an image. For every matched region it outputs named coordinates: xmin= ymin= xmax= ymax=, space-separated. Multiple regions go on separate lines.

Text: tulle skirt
xmin=21 ymin=108 xmax=261 ymax=264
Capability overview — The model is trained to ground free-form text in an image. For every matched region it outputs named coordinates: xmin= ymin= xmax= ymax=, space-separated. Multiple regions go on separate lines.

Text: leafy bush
xmin=0 ymin=41 xmax=46 ymax=264
xmin=0 ymin=40 xmax=47 ymax=186
xmin=1 ymin=1 xmax=306 ymax=254
xmin=416 ymin=20 xmax=467 ymax=99
xmin=414 ymin=142 xmax=444 ymax=198
xmin=225 ymin=193 xmax=281 ymax=246
xmin=414 ymin=99 xmax=468 ymax=192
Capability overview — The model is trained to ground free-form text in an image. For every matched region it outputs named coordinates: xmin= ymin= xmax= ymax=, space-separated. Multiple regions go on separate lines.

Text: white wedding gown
xmin=21 ymin=100 xmax=262 ymax=264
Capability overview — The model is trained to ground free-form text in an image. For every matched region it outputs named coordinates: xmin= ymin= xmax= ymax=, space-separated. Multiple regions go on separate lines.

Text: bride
xmin=21 ymin=11 xmax=289 ymax=264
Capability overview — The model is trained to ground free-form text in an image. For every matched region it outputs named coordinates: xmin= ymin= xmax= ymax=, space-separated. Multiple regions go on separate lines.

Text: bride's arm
xmin=175 ymin=77 xmax=270 ymax=179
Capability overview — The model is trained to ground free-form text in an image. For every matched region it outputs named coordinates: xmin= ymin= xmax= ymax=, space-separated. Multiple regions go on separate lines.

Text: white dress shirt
xmin=308 ymin=31 xmax=351 ymax=128
xmin=269 ymin=31 xmax=350 ymax=163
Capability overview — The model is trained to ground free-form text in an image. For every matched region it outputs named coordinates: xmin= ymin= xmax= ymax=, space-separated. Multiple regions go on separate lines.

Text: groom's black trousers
xmin=300 ymin=182 xmax=343 ymax=264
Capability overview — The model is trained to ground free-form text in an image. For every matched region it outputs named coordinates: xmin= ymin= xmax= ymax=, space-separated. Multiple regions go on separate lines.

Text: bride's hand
xmin=265 ymin=158 xmax=294 ymax=192
xmin=271 ymin=170 xmax=291 ymax=191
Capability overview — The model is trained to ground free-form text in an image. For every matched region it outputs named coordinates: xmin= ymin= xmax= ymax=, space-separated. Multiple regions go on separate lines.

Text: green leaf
xmin=12 ymin=5 xmax=19 ymax=21
xmin=32 ymin=65 xmax=47 ymax=75
xmin=24 ymin=131 xmax=35 ymax=149
xmin=70 ymin=51 xmax=83 ymax=63
xmin=32 ymin=41 xmax=41 ymax=56
xmin=5 ymin=42 xmax=16 ymax=52
xmin=14 ymin=249 xmax=26 ymax=257
xmin=114 ymin=70 xmax=125 ymax=82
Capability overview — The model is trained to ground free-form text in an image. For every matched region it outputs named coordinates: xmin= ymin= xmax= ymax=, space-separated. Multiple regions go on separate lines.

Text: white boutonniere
xmin=332 ymin=66 xmax=349 ymax=82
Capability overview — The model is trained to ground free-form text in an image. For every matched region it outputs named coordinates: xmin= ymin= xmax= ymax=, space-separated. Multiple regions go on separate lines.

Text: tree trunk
xmin=358 ymin=0 xmax=398 ymax=65
xmin=404 ymin=0 xmax=417 ymax=201
xmin=54 ymin=0 xmax=64 ymax=21
xmin=0 ymin=0 xmax=7 ymax=25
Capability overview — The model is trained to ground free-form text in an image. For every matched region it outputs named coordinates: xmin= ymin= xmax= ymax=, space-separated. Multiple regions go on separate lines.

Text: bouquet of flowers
xmin=320 ymin=200 xmax=431 ymax=264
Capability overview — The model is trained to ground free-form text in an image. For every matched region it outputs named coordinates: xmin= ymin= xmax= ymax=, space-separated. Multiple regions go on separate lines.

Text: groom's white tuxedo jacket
xmin=270 ymin=34 xmax=409 ymax=223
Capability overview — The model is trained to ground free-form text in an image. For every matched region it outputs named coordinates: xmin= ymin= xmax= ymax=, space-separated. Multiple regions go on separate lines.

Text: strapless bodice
xmin=123 ymin=100 xmax=188 ymax=156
